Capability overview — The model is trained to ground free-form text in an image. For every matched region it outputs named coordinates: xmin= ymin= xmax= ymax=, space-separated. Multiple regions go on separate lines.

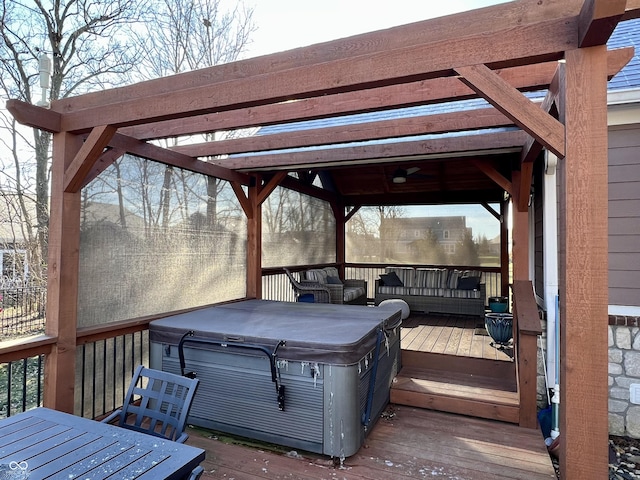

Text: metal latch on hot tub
xmin=178 ymin=330 xmax=287 ymax=411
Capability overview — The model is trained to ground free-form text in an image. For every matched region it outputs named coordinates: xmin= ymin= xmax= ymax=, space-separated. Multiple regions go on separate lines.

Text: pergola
xmin=6 ymin=0 xmax=640 ymax=477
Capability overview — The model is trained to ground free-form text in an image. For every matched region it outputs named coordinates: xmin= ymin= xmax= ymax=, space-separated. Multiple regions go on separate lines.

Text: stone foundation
xmin=534 ymin=313 xmax=640 ymax=439
xmin=609 ymin=315 xmax=640 ymax=438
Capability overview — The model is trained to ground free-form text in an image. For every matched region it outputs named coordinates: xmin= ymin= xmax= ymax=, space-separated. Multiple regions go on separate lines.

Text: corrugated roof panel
xmin=608 ymin=18 xmax=640 ymax=91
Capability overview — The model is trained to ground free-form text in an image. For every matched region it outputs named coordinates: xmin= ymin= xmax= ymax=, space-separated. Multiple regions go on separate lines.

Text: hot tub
xmin=149 ymin=299 xmax=402 ymax=458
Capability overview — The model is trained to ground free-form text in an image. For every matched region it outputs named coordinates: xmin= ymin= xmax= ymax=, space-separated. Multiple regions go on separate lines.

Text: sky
xmin=240 ymin=0 xmax=511 ymax=58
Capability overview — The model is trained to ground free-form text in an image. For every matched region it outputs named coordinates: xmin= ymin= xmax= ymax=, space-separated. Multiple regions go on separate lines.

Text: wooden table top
xmin=0 ymin=407 xmax=205 ymax=480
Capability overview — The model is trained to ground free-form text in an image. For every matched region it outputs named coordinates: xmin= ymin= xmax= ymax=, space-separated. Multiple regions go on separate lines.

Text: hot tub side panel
xmin=150 ymin=324 xmax=400 ymax=458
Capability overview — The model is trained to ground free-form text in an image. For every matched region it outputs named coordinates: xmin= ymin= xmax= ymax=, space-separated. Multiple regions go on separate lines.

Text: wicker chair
xmin=284 ymin=267 xmax=331 ymax=303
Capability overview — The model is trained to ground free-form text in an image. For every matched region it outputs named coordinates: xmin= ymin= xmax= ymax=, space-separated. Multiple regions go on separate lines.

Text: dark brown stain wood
xmin=186 ymin=404 xmax=556 ymax=479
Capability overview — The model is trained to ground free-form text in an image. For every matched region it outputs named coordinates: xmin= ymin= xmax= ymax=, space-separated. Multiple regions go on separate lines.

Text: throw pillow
xmin=457 ymin=276 xmax=480 ymax=290
xmin=326 ymin=276 xmax=342 ymax=285
xmin=381 ymin=271 xmax=404 ymax=287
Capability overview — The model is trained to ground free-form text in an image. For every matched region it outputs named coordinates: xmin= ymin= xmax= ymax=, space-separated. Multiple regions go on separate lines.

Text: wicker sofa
xmin=374 ymin=266 xmax=485 ymax=317
xmin=300 ymin=266 xmax=368 ymax=305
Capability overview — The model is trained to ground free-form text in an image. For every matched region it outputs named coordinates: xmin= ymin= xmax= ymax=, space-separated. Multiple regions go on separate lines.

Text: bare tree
xmin=131 ymin=0 xmax=256 ymax=231
xmin=0 ymin=0 xmax=149 ymax=284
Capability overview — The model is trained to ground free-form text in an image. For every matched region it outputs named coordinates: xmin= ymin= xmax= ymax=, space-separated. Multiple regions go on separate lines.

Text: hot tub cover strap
xmin=178 ymin=330 xmax=287 ymax=410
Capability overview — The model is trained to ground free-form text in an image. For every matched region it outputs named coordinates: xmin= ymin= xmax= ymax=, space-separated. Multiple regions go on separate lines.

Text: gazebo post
xmin=246 ymin=178 xmax=262 ymax=299
xmin=559 ymin=44 xmax=609 ymax=479
xmin=44 ymin=131 xmax=83 ymax=414
xmin=332 ymin=200 xmax=346 ymax=278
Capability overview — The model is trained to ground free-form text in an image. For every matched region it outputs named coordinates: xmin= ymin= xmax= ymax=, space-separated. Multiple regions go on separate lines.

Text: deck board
xmin=402 ymin=313 xmax=513 ymax=362
xmin=187 ymin=405 xmax=555 ymax=480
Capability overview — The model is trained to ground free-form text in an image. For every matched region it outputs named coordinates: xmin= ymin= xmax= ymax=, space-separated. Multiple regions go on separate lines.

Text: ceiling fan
xmin=391 ymin=167 xmax=422 ymax=184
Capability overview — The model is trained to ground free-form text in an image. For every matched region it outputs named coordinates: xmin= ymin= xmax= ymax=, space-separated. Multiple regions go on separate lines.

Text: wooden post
xmin=500 ymin=199 xmax=510 ymax=297
xmin=333 ymin=200 xmax=346 ymax=278
xmin=246 ymin=179 xmax=261 ymax=299
xmin=511 ymin=170 xmax=530 ymax=283
xmin=44 ymin=132 xmax=82 ymax=414
xmin=559 ymin=45 xmax=609 ymax=479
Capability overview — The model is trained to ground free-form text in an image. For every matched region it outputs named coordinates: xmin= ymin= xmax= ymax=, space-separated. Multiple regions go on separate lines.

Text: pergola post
xmin=559 ymin=45 xmax=609 ymax=479
xmin=511 ymin=170 xmax=530 ymax=283
xmin=333 ymin=200 xmax=346 ymax=278
xmin=44 ymin=132 xmax=83 ymax=413
xmin=500 ymin=199 xmax=510 ymax=297
xmin=246 ymin=180 xmax=262 ymax=299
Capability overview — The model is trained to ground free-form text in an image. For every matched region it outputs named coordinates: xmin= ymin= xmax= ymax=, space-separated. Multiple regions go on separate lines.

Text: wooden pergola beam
xmin=279 ymin=176 xmax=337 ymax=204
xmin=79 ymin=148 xmax=127 ymax=190
xmin=55 ymin=19 xmax=581 ymax=132
xmin=230 ymin=182 xmax=252 ymax=219
xmin=622 ymin=0 xmax=640 ymax=20
xmin=64 ymin=125 xmax=116 ymax=193
xmin=172 ymin=108 xmax=513 ymax=158
xmin=455 ymin=63 xmax=565 ymax=158
xmin=579 ymin=0 xmax=627 ymax=47
xmin=216 ymin=130 xmax=527 ymax=171
xmin=125 ymin=66 xmax=567 ymax=144
xmin=52 ymin=0 xmax=585 ymax=115
xmin=107 ymin=133 xmax=250 ymax=185
xmin=471 ymin=159 xmax=513 ymax=196
xmin=343 ymin=189 xmax=504 ymax=206
xmin=120 ymin=60 xmax=566 ymax=141
xmin=257 ymin=172 xmax=287 ymax=206
xmin=521 ymin=65 xmax=563 ymax=165
xmin=6 ymin=99 xmax=61 ymax=133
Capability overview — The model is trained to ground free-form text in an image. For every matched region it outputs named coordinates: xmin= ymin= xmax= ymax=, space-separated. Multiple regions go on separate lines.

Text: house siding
xmin=609 ymin=124 xmax=640 ymax=308
xmin=534 ymin=161 xmax=545 ymax=302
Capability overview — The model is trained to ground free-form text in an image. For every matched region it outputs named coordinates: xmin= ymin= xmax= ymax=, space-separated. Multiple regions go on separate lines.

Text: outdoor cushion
xmin=458 ymin=276 xmax=481 ymax=290
xmin=380 ymin=272 xmax=404 ymax=286
xmin=326 ymin=276 xmax=342 ymax=284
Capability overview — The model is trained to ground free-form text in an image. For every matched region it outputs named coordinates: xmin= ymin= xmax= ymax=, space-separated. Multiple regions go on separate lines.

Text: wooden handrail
xmin=512 ymin=281 xmax=542 ymax=336
xmin=512 ymin=280 xmax=542 ymax=429
xmin=0 ymin=335 xmax=56 ymax=363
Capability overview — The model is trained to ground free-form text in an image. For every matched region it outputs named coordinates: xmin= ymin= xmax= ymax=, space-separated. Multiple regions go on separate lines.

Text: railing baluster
xmin=6 ymin=361 xmax=12 ymax=417
xmin=21 ymin=358 xmax=27 ymax=412
xmin=36 ymin=355 xmax=42 ymax=408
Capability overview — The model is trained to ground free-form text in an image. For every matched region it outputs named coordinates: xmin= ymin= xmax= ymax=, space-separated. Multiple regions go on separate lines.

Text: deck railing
xmin=264 ymin=263 xmax=502 ymax=303
xmin=77 ymin=329 xmax=149 ymax=419
xmin=0 ymin=355 xmax=44 ymax=417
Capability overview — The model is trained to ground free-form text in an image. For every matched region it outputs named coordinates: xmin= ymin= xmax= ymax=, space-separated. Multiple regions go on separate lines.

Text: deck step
xmin=391 ymin=363 xmax=520 ymax=424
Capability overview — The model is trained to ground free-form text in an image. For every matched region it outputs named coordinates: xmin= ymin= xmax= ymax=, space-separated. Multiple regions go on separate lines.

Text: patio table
xmin=0 ymin=407 xmax=205 ymax=479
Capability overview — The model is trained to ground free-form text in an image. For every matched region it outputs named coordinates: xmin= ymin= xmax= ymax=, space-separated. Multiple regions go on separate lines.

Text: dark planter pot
xmin=488 ymin=296 xmax=509 ymax=313
xmin=485 ymin=312 xmax=513 ymax=346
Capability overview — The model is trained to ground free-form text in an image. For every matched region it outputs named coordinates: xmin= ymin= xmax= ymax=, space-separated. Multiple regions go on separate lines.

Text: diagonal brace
xmin=455 ymin=63 xmax=565 ymax=158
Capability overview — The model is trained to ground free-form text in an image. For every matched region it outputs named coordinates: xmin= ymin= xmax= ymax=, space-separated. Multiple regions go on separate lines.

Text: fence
xmin=0 ymin=287 xmax=46 ymax=341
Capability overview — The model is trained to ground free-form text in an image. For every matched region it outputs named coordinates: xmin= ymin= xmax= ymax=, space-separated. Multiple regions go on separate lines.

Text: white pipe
xmin=543 ymin=152 xmax=559 ymax=389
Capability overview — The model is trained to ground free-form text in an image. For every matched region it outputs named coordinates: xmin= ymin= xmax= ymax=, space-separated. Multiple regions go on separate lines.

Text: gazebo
xmin=5 ymin=0 xmax=640 ymax=477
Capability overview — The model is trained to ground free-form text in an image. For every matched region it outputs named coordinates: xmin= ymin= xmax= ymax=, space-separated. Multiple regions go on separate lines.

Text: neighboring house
xmin=380 ymin=216 xmax=470 ymax=258
xmin=0 ymin=193 xmax=33 ymax=284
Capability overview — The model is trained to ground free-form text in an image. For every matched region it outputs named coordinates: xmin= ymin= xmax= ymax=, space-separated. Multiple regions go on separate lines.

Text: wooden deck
xmin=186 ymin=404 xmax=556 ymax=479
xmin=401 ymin=313 xmax=513 ymax=361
